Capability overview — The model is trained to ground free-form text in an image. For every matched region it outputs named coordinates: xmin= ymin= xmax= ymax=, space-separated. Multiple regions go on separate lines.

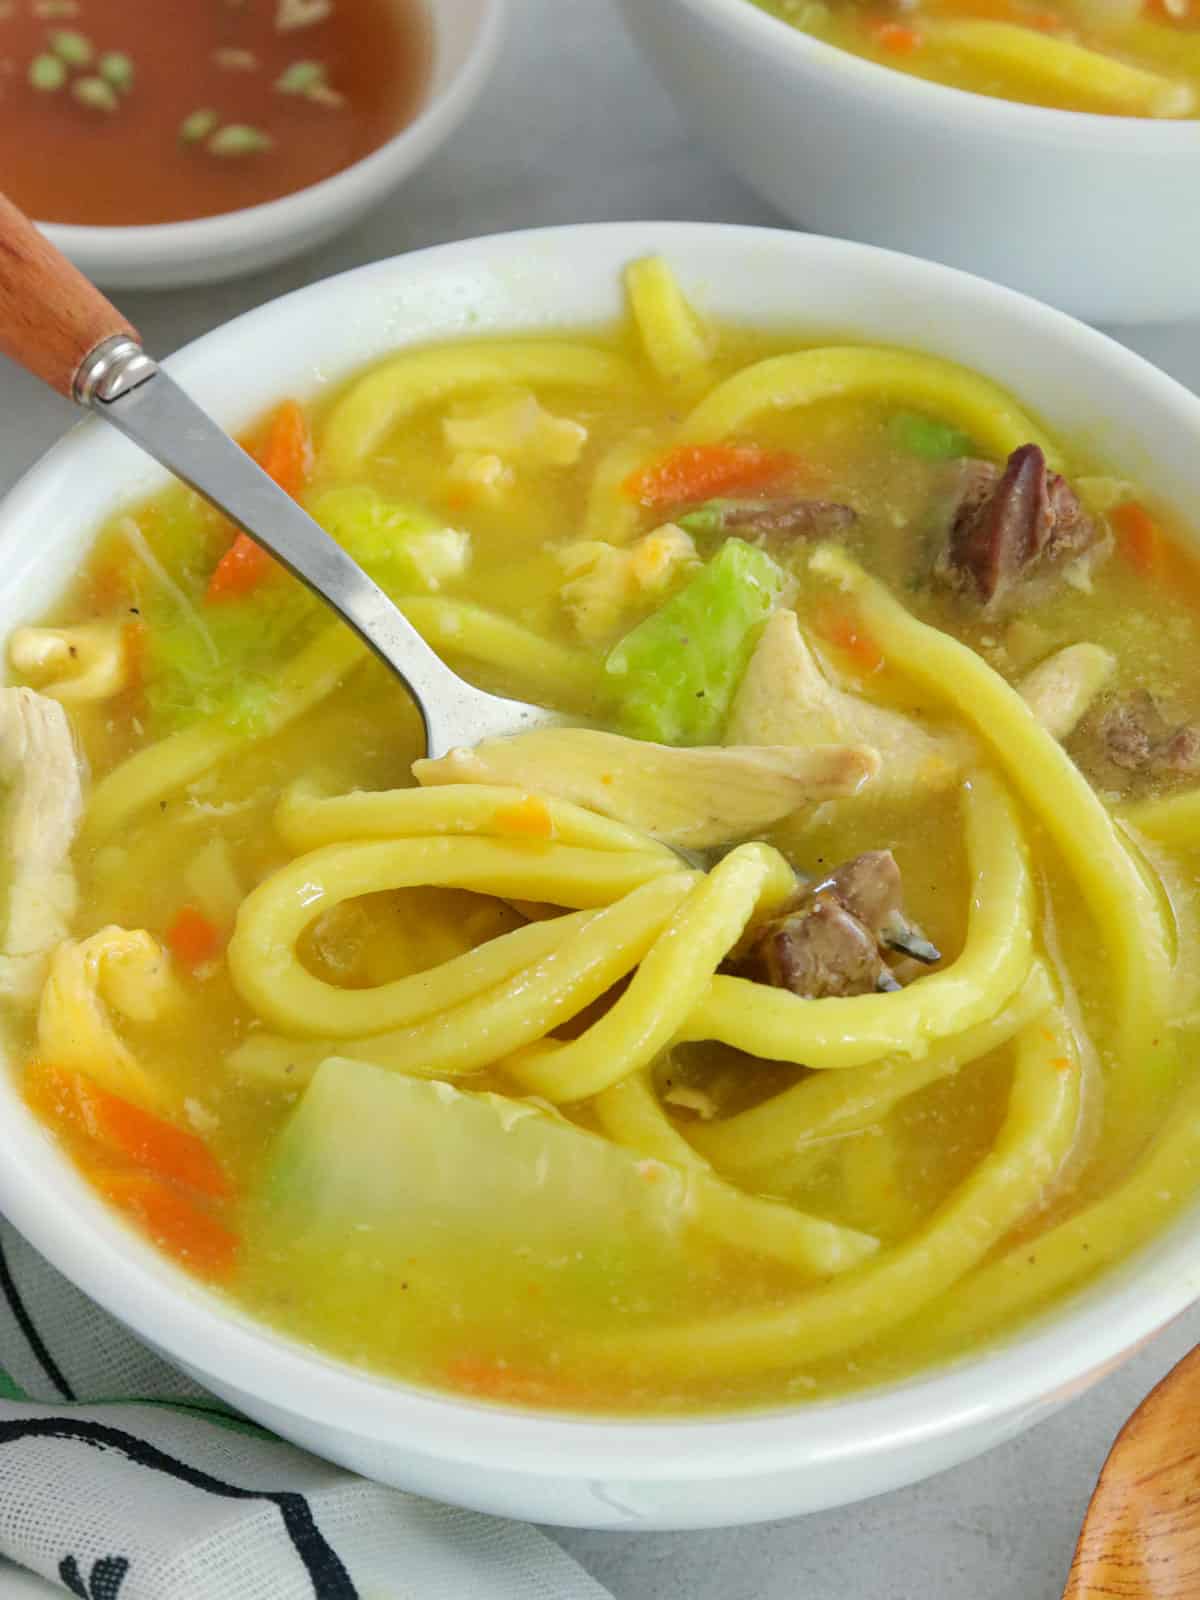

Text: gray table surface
xmin=3 ymin=1 xmax=1200 ymax=1595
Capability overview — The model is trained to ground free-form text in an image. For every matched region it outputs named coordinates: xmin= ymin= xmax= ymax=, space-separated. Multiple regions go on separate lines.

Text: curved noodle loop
xmin=229 ymin=773 xmax=1033 ymax=1105
xmin=808 ymin=546 xmax=1174 ymax=1034
xmin=681 ymin=770 xmax=1034 ymax=1070
xmin=322 ymin=342 xmax=635 ymax=477
xmin=585 ymin=1005 xmax=1082 ymax=1380
xmin=681 ymin=346 xmax=1058 ymax=465
xmin=228 ymin=834 xmax=681 ymax=1037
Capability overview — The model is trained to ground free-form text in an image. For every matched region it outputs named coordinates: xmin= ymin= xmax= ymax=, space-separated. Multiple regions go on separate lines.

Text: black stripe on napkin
xmin=0 ymin=1417 xmax=358 ymax=1598
xmin=0 ymin=1236 xmax=74 ymax=1402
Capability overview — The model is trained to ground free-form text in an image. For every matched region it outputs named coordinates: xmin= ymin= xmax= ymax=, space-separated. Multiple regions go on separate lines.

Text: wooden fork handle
xmin=0 ymin=190 xmax=138 ymax=400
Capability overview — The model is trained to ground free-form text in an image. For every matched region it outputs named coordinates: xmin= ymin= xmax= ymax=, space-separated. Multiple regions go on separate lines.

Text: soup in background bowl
xmin=751 ymin=0 xmax=1199 ymax=117
xmin=617 ymin=0 xmax=1200 ymax=323
xmin=2 ymin=224 xmax=1200 ymax=1529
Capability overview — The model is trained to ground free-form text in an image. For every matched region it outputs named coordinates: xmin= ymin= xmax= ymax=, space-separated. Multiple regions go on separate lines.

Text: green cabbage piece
xmin=138 ymin=487 xmax=465 ymax=734
xmin=306 ymin=486 xmax=469 ymax=595
xmin=142 ymin=584 xmax=316 ymax=735
xmin=248 ymin=1057 xmax=700 ymax=1343
xmin=604 ymin=537 xmax=785 ymax=744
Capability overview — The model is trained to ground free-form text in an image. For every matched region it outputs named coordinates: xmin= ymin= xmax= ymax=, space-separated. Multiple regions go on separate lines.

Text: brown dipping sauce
xmin=0 ymin=0 xmax=432 ymax=226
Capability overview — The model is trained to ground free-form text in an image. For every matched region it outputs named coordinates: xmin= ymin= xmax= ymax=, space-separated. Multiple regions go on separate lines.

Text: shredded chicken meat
xmin=0 ymin=688 xmax=85 ymax=1006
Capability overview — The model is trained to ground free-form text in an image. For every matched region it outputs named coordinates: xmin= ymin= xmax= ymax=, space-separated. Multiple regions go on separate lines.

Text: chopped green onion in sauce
xmin=207 ymin=122 xmax=273 ymax=157
xmin=97 ymin=50 xmax=134 ymax=92
xmin=179 ymin=108 xmax=220 ymax=144
xmin=49 ymin=28 xmax=93 ymax=65
xmin=71 ymin=73 xmax=119 ymax=112
xmin=28 ymin=53 xmax=68 ymax=91
xmin=5 ymin=0 xmax=431 ymax=225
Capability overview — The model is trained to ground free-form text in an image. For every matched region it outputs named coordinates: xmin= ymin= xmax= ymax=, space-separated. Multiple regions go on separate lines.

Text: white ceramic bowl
xmin=39 ymin=0 xmax=504 ymax=290
xmin=618 ymin=0 xmax=1200 ymax=325
xmin=3 ymin=223 xmax=1200 ymax=1530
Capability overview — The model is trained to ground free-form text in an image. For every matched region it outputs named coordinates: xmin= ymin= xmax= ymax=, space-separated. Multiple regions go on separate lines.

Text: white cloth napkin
xmin=0 ymin=1219 xmax=612 ymax=1600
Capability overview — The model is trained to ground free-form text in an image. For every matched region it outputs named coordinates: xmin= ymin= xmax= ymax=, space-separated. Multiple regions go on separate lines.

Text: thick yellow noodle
xmin=593 ymin=1070 xmax=710 ymax=1171
xmin=809 ymin=547 xmax=1174 ymax=1056
xmin=239 ymin=876 xmax=696 ymax=1081
xmin=506 ymin=841 xmax=796 ymax=1102
xmin=691 ymin=962 xmax=1057 ymax=1179
xmin=397 ymin=598 xmax=603 ymax=715
xmin=585 ymin=1008 xmax=1081 ymax=1379
xmin=227 ymin=905 xmax=631 ymax=1085
xmin=592 ymin=1075 xmax=880 ymax=1278
xmin=681 ymin=347 xmax=1057 ymax=465
xmin=232 ymin=765 xmax=1031 ymax=1111
xmin=84 ymin=598 xmax=601 ymax=844
xmin=925 ymin=20 xmax=1194 ymax=117
xmin=275 ymin=781 xmax=680 ymax=860
xmin=83 ymin=626 xmax=363 ymax=844
xmin=916 ymin=1025 xmax=1200 ymax=1352
xmin=1121 ymin=789 xmax=1200 ymax=851
xmin=678 ymin=770 xmax=1034 ymax=1070
xmin=581 ymin=433 xmax=659 ymax=546
xmin=625 ymin=256 xmax=715 ymax=401
xmin=321 ymin=342 xmax=634 ymax=478
xmin=227 ymin=835 xmax=680 ymax=1036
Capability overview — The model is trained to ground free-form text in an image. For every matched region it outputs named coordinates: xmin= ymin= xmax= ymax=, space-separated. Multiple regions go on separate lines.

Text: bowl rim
xmin=36 ymin=0 xmax=506 ymax=256
xmin=650 ymin=0 xmax=1200 ymax=145
xmin=4 ymin=219 xmax=1200 ymax=1480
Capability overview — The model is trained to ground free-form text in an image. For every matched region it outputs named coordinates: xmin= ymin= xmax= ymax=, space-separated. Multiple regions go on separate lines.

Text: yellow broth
xmin=752 ymin=0 xmax=1200 ymax=117
xmin=6 ymin=265 xmax=1200 ymax=1415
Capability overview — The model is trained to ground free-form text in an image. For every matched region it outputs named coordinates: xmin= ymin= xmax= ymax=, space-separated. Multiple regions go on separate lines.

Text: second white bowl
xmin=619 ymin=0 xmax=1200 ymax=325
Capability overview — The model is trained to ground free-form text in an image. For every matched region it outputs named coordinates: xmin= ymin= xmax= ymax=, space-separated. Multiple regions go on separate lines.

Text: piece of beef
xmin=1098 ymin=691 xmax=1200 ymax=778
xmin=1101 ymin=692 xmax=1156 ymax=771
xmin=823 ymin=848 xmax=903 ymax=936
xmin=679 ymin=496 xmax=858 ymax=543
xmin=743 ymin=849 xmax=939 ymax=1000
xmin=937 ymin=444 xmax=1098 ymax=609
xmin=760 ymin=895 xmax=887 ymax=999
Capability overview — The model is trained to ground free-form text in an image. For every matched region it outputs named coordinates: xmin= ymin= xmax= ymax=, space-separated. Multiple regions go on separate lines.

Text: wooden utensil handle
xmin=0 ymin=190 xmax=138 ymax=399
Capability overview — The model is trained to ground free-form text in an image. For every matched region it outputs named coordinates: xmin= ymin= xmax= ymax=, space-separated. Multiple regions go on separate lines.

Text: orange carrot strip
xmin=31 ymin=1065 xmax=231 ymax=1200
xmin=1112 ymin=501 xmax=1164 ymax=580
xmin=624 ymin=444 xmax=804 ymax=509
xmin=166 ymin=905 xmax=223 ymax=971
xmin=816 ymin=609 xmax=885 ymax=675
xmin=205 ymin=531 xmax=276 ymax=601
xmin=492 ymin=797 xmax=556 ymax=839
xmin=206 ymin=400 xmax=312 ymax=601
xmin=257 ymin=399 xmax=313 ymax=500
xmin=871 ymin=20 xmax=923 ymax=51
xmin=445 ymin=1355 xmax=585 ymax=1408
xmin=93 ymin=1169 xmax=238 ymax=1280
